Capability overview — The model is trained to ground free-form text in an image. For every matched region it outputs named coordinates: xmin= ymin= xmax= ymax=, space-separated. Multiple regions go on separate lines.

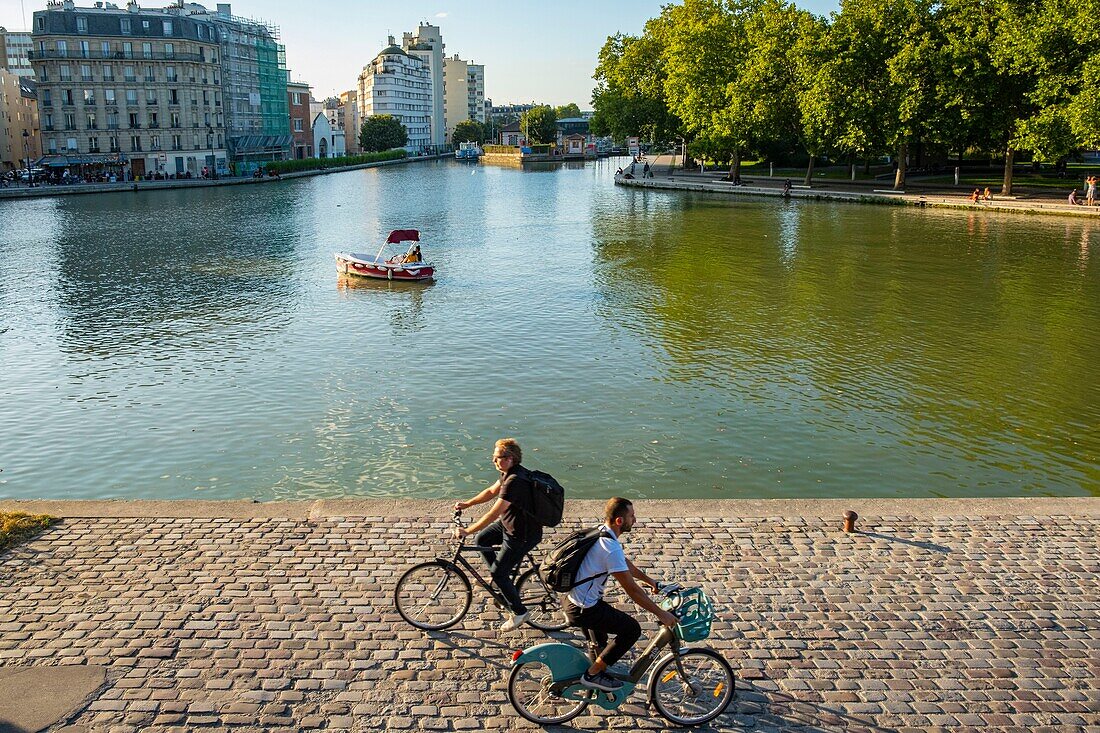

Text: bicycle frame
xmin=438 ymin=540 xmax=536 ymax=606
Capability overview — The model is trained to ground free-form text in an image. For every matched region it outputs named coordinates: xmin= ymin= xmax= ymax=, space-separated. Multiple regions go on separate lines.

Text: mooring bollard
xmin=843 ymin=510 xmax=858 ymax=533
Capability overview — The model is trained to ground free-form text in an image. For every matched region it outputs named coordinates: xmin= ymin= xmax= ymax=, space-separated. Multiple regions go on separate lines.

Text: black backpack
xmin=541 ymin=527 xmax=609 ymax=593
xmin=519 ymin=468 xmax=564 ymax=528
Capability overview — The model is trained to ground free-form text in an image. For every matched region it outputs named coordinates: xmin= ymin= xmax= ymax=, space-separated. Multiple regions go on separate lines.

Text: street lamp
xmin=21 ymin=129 xmax=33 ymax=187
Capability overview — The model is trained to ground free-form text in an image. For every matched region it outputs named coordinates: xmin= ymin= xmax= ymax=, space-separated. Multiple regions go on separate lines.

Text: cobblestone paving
xmin=1 ymin=513 xmax=1098 ymax=732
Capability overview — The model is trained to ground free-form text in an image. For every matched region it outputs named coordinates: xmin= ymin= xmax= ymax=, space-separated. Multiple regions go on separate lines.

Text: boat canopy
xmin=387 ymin=229 xmax=420 ymax=243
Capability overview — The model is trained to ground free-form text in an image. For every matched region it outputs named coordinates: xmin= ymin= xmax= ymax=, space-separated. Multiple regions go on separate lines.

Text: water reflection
xmin=336 ymin=275 xmax=434 ymax=333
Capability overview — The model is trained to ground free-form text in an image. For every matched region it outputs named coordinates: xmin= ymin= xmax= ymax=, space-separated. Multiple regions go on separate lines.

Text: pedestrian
xmin=1087 ymin=175 xmax=1097 ymax=206
xmin=969 ymin=188 xmax=981 ymax=203
xmin=1068 ymin=189 xmax=1081 ymax=205
xmin=453 ymin=439 xmax=546 ymax=633
xmin=782 ymin=178 xmax=792 ymax=198
xmin=983 ymin=187 xmax=992 ymax=203
xmin=643 ymin=161 xmax=651 ymax=178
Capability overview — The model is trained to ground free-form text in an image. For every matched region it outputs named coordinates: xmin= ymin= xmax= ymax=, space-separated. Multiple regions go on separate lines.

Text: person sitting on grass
xmin=969 ymin=188 xmax=981 ymax=203
xmin=1068 ymin=189 xmax=1081 ymax=205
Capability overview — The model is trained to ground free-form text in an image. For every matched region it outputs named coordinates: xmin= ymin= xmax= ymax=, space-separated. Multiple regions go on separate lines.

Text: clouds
xmin=435 ymin=12 xmax=448 ymax=18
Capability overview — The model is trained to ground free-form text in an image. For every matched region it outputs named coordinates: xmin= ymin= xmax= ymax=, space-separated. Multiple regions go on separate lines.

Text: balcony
xmin=107 ymin=123 xmax=119 ymax=130
xmin=43 ymin=125 xmax=56 ymax=131
xmin=124 ymin=76 xmax=136 ymax=82
xmin=129 ymin=123 xmax=142 ymax=129
xmin=149 ymin=122 xmax=160 ymax=129
xmin=81 ymin=75 xmax=93 ymax=82
xmin=30 ymin=50 xmax=204 ymax=62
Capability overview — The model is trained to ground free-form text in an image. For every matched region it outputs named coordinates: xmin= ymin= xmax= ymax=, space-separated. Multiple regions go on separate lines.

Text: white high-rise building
xmin=443 ymin=53 xmax=486 ymax=142
xmin=402 ymin=23 xmax=444 ymax=148
xmin=357 ymin=37 xmax=431 ymax=153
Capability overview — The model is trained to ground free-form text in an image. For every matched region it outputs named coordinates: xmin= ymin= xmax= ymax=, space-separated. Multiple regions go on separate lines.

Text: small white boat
xmin=455 ymin=141 xmax=482 ymax=160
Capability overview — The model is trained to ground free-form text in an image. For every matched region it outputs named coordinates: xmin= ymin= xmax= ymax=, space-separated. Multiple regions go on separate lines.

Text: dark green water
xmin=1 ymin=159 xmax=1097 ymax=499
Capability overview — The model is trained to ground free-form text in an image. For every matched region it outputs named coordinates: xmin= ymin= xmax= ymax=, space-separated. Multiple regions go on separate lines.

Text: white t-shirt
xmin=567 ymin=525 xmax=629 ymax=609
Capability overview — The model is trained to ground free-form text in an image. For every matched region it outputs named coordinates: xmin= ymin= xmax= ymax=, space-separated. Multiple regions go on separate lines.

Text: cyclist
xmin=564 ymin=497 xmax=678 ymax=692
xmin=453 ymin=438 xmax=543 ymax=632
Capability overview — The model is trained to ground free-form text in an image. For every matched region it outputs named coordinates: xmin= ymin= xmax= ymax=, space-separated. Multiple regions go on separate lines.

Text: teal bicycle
xmin=506 ymin=585 xmax=735 ymax=726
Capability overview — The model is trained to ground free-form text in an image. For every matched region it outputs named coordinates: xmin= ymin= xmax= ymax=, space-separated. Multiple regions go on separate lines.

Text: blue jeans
xmin=475 ymin=521 xmax=543 ymax=615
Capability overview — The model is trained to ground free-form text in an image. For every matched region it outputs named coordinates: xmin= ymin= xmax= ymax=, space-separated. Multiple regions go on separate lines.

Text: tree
xmin=360 ymin=115 xmax=408 ymax=152
xmin=519 ymin=105 xmax=558 ymax=144
xmin=554 ymin=103 xmax=582 ymax=119
xmin=452 ymin=120 xmax=486 ymax=145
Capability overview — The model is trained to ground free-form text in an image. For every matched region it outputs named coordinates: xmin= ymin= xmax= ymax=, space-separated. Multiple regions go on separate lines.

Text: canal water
xmin=2 ymin=159 xmax=1097 ymax=500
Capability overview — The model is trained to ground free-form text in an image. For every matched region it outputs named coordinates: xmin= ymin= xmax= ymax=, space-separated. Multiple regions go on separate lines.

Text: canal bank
xmin=1 ymin=498 xmax=1097 ymax=731
xmin=0 ymin=153 xmax=452 ymax=201
xmin=623 ymin=158 xmax=1100 ymax=220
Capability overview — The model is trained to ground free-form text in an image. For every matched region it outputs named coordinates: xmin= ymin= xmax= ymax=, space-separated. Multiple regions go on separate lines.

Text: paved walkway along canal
xmin=1 ymin=498 xmax=1097 ymax=732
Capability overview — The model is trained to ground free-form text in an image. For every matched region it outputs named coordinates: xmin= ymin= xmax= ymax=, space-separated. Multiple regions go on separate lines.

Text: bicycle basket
xmin=663 ymin=587 xmax=714 ymax=642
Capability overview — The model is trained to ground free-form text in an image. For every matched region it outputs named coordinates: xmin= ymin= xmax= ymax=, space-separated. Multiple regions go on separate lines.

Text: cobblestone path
xmin=1 ymin=509 xmax=1097 ymax=732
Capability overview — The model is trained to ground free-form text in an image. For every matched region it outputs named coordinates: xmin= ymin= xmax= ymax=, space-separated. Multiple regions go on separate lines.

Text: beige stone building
xmin=340 ymin=89 xmax=359 ymax=155
xmin=0 ymin=69 xmax=41 ymax=172
xmin=30 ymin=3 xmax=228 ymax=178
xmin=443 ymin=54 xmax=485 ymax=144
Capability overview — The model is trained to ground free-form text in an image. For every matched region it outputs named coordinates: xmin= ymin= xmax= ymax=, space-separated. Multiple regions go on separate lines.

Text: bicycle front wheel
xmin=650 ymin=648 xmax=735 ymax=726
xmin=517 ymin=568 xmax=568 ymax=632
xmin=394 ymin=560 xmax=472 ymax=631
xmin=507 ymin=660 xmax=589 ymax=725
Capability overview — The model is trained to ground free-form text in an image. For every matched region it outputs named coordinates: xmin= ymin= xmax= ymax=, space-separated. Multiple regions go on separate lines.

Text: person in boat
xmin=402 ymin=244 xmax=422 ymax=264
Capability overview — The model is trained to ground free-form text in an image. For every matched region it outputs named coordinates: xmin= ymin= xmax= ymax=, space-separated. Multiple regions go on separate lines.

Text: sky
xmin=2 ymin=0 xmax=840 ymax=106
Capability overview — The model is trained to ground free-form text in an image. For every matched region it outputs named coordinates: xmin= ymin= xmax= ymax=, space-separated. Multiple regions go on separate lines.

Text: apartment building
xmin=287 ymin=79 xmax=311 ymax=159
xmin=339 ymin=89 xmax=359 ymax=155
xmin=0 ymin=69 xmax=41 ymax=172
xmin=0 ymin=28 xmax=35 ymax=77
xmin=30 ymin=1 xmax=227 ymax=178
xmin=357 ymin=37 xmax=431 ymax=153
xmin=402 ymin=23 xmax=444 ymax=148
xmin=442 ymin=54 xmax=486 ymax=142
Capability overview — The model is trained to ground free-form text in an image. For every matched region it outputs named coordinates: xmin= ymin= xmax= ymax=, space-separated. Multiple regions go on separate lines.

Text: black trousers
xmin=475 ymin=521 xmax=542 ymax=615
xmin=564 ymin=599 xmax=642 ymax=668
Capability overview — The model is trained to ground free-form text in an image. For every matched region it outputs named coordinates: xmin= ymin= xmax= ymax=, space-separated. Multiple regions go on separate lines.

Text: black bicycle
xmin=394 ymin=510 xmax=567 ymax=632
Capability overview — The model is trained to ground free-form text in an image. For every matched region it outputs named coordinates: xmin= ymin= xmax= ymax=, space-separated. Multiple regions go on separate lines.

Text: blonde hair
xmin=495 ymin=438 xmax=522 ymax=463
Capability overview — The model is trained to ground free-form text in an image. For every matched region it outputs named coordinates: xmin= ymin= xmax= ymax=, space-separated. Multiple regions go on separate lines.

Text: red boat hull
xmin=335 ymin=254 xmax=435 ymax=281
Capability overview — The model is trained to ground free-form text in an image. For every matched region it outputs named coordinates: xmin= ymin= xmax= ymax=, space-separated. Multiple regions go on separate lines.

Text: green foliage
xmin=359 ymin=115 xmax=409 ymax=153
xmin=519 ymin=105 xmax=558 ymax=144
xmin=591 ymin=23 xmax=680 ymax=142
xmin=554 ymin=103 xmax=583 ymax=119
xmin=452 ymin=120 xmax=486 ymax=145
xmin=0 ymin=512 xmax=57 ymax=553
xmin=267 ymin=150 xmax=407 ymax=175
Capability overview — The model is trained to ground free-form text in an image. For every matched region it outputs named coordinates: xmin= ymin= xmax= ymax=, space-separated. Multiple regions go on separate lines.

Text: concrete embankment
xmin=0 ymin=153 xmax=451 ymax=201
xmin=618 ymin=167 xmax=1100 ymax=220
xmin=1 ymin=497 xmax=1097 ymax=731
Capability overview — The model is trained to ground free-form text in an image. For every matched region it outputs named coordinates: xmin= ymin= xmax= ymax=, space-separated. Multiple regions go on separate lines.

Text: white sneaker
xmin=500 ymin=612 xmax=529 ymax=633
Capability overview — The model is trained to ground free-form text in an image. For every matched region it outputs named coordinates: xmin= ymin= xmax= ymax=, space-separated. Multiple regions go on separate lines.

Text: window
xmin=149 ymin=112 xmax=158 ymax=127
xmin=172 ymin=134 xmax=181 ymax=150
xmin=170 ymin=111 xmax=180 ymax=127
xmin=151 ymin=134 xmax=160 ymax=149
xmin=293 ymin=118 xmax=302 ymax=132
xmin=293 ymin=92 xmax=301 ymax=105
xmin=83 ymin=89 xmax=94 ymax=104
xmin=166 ymin=66 xmax=176 ymax=82
xmin=87 ymin=112 xmax=97 ymax=129
xmin=43 ymin=113 xmax=54 ymax=130
xmin=80 ymin=64 xmax=92 ymax=81
xmin=169 ymin=89 xmax=179 ymax=105
xmin=123 ymin=42 xmax=132 ymax=59
xmin=89 ymin=136 xmax=99 ymax=151
xmin=110 ymin=136 xmax=120 ymax=151
xmin=101 ymin=41 xmax=110 ymax=57
xmin=165 ymin=43 xmax=174 ymax=58
xmin=124 ymin=65 xmax=135 ymax=81
xmin=80 ymin=41 xmax=90 ymax=58
xmin=129 ymin=112 xmax=139 ymax=128
xmin=63 ymin=89 xmax=74 ymax=105
xmin=36 ymin=16 xmax=44 ymax=31
xmin=41 ymin=89 xmax=52 ymax=106
xmin=67 ymin=137 xmax=77 ymax=151
xmin=120 ymin=17 xmax=131 ymax=34
xmin=142 ymin=43 xmax=152 ymax=60
xmin=105 ymin=89 xmax=115 ymax=104
xmin=142 ymin=20 xmax=150 ymax=30
xmin=163 ymin=20 xmax=173 ymax=36
xmin=126 ymin=90 xmax=137 ymax=104
xmin=107 ymin=112 xmax=118 ymax=129
xmin=56 ymin=40 xmax=68 ymax=58
xmin=146 ymin=89 xmax=156 ymax=105
xmin=202 ymin=90 xmax=208 ymax=104
xmin=131 ymin=135 xmax=141 ymax=151
xmin=59 ymin=65 xmax=72 ymax=80
xmin=103 ymin=65 xmax=114 ymax=81
xmin=144 ymin=65 xmax=154 ymax=82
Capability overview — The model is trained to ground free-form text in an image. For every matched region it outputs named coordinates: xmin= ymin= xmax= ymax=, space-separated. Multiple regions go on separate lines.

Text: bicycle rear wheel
xmin=394 ymin=560 xmax=472 ymax=631
xmin=650 ymin=648 xmax=735 ymax=726
xmin=517 ymin=568 xmax=568 ymax=632
xmin=507 ymin=661 xmax=589 ymax=725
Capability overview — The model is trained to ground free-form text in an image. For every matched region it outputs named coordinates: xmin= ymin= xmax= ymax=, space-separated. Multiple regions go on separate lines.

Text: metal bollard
xmin=843 ymin=510 xmax=858 ymax=533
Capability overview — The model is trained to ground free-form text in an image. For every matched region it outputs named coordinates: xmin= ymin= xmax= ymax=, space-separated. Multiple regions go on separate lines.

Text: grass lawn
xmin=0 ymin=512 xmax=58 ymax=553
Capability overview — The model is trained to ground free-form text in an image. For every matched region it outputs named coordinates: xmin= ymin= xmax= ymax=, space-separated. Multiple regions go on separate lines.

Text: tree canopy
xmin=359 ymin=115 xmax=408 ymax=153
xmin=590 ymin=0 xmax=1100 ymax=193
xmin=519 ymin=105 xmax=559 ymax=144
xmin=452 ymin=120 xmax=486 ymax=145
xmin=554 ymin=103 xmax=583 ymax=119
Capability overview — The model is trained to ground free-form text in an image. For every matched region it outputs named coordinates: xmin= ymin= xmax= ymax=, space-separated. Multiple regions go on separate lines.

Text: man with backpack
xmin=453 ymin=438 xmax=559 ymax=633
xmin=559 ymin=497 xmax=678 ymax=692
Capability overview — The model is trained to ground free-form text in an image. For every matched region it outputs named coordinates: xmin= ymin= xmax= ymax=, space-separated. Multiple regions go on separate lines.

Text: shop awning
xmin=36 ymin=153 xmax=129 ymax=167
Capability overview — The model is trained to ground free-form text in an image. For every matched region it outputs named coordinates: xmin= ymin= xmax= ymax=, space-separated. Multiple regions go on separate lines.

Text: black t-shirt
xmin=499 ymin=465 xmax=534 ymax=539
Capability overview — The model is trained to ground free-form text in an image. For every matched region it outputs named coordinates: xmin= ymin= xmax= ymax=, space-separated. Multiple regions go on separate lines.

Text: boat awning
xmin=35 ymin=153 xmax=128 ymax=167
xmin=387 ymin=229 xmax=420 ymax=243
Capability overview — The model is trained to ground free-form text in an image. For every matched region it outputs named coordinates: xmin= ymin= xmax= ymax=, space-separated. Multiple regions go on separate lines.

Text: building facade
xmin=442 ymin=54 xmax=485 ymax=143
xmin=311 ymin=111 xmax=344 ymax=159
xmin=339 ymin=89 xmax=359 ymax=155
xmin=0 ymin=70 xmax=41 ymax=172
xmin=287 ymin=79 xmax=311 ymax=159
xmin=357 ymin=38 xmax=431 ymax=153
xmin=30 ymin=1 xmax=227 ymax=178
xmin=402 ymin=23 xmax=444 ymax=148
xmin=0 ymin=28 xmax=34 ymax=77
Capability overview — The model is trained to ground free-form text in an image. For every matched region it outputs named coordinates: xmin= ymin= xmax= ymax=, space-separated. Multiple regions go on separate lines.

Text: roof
xmin=378 ymin=44 xmax=407 ymax=57
xmin=501 ymin=121 xmax=522 ymax=132
xmin=556 ymin=117 xmax=589 ymax=124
